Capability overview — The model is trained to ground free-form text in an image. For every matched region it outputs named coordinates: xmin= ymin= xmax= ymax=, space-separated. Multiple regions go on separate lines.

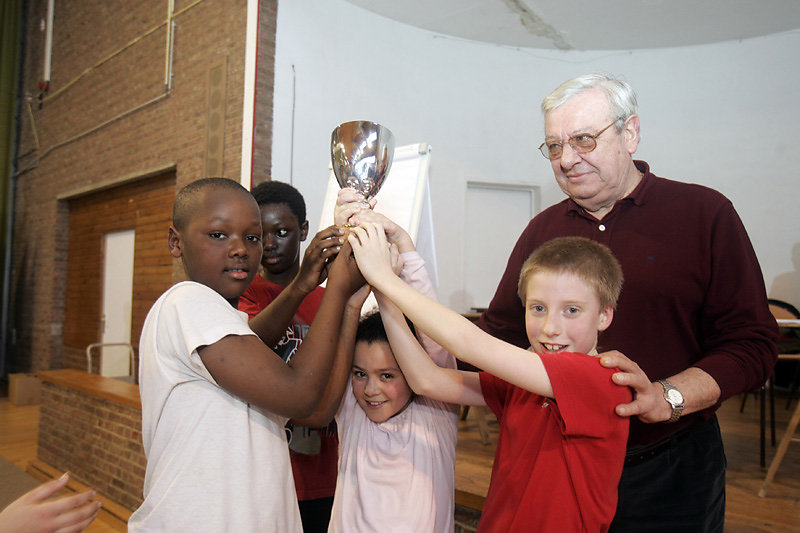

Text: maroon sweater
xmin=477 ymin=160 xmax=778 ymax=446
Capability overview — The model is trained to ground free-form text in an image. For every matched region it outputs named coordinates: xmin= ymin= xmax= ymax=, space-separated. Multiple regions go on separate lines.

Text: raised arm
xmin=291 ymin=284 xmax=371 ymax=427
xmin=376 ymin=291 xmax=485 ymax=406
xmin=349 ymin=223 xmax=554 ymax=398
xmin=200 ymin=241 xmax=365 ymax=419
xmin=245 ymin=225 xmax=344 ymax=346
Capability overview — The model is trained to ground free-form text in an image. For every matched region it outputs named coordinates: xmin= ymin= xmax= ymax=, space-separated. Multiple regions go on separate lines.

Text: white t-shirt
xmin=329 ymin=253 xmax=460 ymax=533
xmin=128 ymin=281 xmax=301 ymax=532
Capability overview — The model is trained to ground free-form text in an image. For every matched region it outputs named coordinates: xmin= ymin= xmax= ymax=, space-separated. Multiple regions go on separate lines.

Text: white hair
xmin=541 ymin=73 xmax=638 ymax=131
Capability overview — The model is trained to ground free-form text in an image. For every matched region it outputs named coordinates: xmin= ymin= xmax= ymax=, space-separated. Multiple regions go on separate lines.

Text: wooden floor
xmin=0 ymin=399 xmax=124 ymax=532
xmin=2 ymin=394 xmax=800 ymax=531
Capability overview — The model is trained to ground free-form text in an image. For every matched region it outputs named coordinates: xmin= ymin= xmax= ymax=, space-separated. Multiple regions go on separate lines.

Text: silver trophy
xmin=331 ymin=120 xmax=395 ymax=203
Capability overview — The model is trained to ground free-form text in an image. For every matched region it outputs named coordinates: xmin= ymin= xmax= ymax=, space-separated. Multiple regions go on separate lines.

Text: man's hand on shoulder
xmin=599 ymin=350 xmax=672 ymax=423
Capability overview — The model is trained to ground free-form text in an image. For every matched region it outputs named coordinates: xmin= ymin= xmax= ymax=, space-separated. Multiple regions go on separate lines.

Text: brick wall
xmin=11 ymin=0 xmax=277 ymax=372
xmin=252 ymin=0 xmax=278 ymax=186
xmin=38 ymin=377 xmax=145 ymax=510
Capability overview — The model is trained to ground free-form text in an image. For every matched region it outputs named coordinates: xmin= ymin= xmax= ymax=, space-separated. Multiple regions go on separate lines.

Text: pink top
xmin=328 ymin=252 xmax=459 ymax=533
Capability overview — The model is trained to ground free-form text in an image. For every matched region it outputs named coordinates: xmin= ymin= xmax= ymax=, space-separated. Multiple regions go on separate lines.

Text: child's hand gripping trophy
xmin=335 ymin=186 xmax=414 ymax=253
xmin=294 ymin=224 xmax=345 ymax=292
xmin=334 ymin=188 xmax=377 ymax=229
xmin=324 ymin=238 xmax=366 ymax=298
xmin=334 ymin=190 xmax=412 ymax=284
xmin=347 ymin=223 xmax=400 ymax=290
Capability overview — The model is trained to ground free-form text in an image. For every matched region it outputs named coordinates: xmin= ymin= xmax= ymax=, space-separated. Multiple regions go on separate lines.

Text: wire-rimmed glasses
xmin=538 ymin=120 xmax=618 ymax=160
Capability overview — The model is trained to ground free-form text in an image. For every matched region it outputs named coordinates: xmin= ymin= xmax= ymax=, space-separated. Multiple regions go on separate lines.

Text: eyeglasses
xmin=538 ymin=120 xmax=618 ymax=160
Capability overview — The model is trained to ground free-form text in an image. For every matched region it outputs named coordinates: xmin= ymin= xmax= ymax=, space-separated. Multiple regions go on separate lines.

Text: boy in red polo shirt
xmin=349 ymin=228 xmax=631 ymax=532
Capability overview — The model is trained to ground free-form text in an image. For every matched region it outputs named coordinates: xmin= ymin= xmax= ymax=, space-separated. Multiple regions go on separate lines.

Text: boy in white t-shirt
xmin=128 ymin=178 xmax=363 ymax=532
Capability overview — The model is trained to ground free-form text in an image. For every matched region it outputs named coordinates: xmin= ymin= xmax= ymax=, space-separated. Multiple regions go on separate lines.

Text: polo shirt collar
xmin=566 ymin=159 xmax=654 ymax=217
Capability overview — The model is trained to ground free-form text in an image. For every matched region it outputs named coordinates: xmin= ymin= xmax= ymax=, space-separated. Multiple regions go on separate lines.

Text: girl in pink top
xmin=327 ymin=192 xmax=459 ymax=532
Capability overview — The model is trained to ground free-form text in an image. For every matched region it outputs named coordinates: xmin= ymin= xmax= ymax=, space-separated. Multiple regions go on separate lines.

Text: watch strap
xmin=658 ymin=379 xmax=684 ymax=423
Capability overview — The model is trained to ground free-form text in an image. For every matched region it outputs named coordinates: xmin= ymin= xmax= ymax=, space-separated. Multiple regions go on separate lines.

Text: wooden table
xmin=759 ymin=319 xmax=800 ymax=497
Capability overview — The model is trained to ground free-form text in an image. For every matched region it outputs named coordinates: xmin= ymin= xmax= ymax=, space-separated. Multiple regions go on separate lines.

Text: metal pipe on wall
xmin=164 ymin=0 xmax=174 ymax=91
xmin=42 ymin=0 xmax=54 ymax=85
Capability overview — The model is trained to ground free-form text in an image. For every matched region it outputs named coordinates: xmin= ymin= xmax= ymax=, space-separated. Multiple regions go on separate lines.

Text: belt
xmin=624 ymin=420 xmax=699 ymax=467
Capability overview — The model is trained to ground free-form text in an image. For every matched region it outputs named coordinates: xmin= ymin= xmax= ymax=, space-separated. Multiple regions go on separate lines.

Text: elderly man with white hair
xmin=477 ymin=73 xmax=777 ymax=532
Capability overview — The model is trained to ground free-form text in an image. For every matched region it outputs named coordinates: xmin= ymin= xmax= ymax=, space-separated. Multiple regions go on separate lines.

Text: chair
xmin=739 ymin=299 xmax=800 ymax=468
xmin=739 ymin=383 xmax=770 ymax=467
xmin=759 ymin=300 xmax=800 ymax=496
xmin=459 ymin=312 xmax=493 ymax=445
xmin=759 ymin=339 xmax=800 ymax=496
xmin=768 ymin=299 xmax=800 ymax=407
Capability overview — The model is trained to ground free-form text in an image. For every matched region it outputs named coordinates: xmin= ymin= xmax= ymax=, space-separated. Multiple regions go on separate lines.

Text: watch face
xmin=666 ymin=389 xmax=683 ymax=404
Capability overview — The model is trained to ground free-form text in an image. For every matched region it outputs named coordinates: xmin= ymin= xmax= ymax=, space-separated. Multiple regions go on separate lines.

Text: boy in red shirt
xmin=350 ymin=228 xmax=631 ymax=532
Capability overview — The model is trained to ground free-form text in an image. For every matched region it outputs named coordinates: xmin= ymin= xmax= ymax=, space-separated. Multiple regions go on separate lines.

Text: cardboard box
xmin=9 ymin=373 xmax=41 ymax=406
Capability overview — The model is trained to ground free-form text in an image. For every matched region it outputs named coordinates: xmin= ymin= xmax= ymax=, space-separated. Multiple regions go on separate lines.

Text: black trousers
xmin=610 ymin=415 xmax=726 ymax=533
xmin=298 ymin=496 xmax=334 ymax=533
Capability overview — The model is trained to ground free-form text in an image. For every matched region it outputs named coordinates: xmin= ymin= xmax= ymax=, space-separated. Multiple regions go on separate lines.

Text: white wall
xmin=271 ymin=0 xmax=800 ymax=312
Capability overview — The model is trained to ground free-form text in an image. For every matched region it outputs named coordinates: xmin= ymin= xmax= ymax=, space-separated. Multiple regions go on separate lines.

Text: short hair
xmin=250 ymin=180 xmax=307 ymax=225
xmin=541 ymin=73 xmax=638 ymax=132
xmin=172 ymin=177 xmax=253 ymax=231
xmin=356 ymin=311 xmax=417 ymax=345
xmin=517 ymin=237 xmax=623 ymax=310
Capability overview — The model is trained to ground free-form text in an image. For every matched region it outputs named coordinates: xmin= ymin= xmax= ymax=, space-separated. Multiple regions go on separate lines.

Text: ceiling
xmin=342 ymin=0 xmax=800 ymax=50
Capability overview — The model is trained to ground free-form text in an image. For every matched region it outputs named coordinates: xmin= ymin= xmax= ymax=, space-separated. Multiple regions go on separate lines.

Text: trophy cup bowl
xmin=331 ymin=120 xmax=395 ymax=202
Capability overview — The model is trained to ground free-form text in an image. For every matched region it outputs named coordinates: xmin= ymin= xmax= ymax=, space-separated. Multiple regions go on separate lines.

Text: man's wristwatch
xmin=658 ymin=379 xmax=685 ymax=423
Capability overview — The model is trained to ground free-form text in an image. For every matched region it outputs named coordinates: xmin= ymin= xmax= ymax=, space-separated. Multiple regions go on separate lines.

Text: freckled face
xmin=171 ymin=188 xmax=263 ymax=305
xmin=351 ymin=341 xmax=413 ymax=423
xmin=524 ymin=270 xmax=613 ymax=356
